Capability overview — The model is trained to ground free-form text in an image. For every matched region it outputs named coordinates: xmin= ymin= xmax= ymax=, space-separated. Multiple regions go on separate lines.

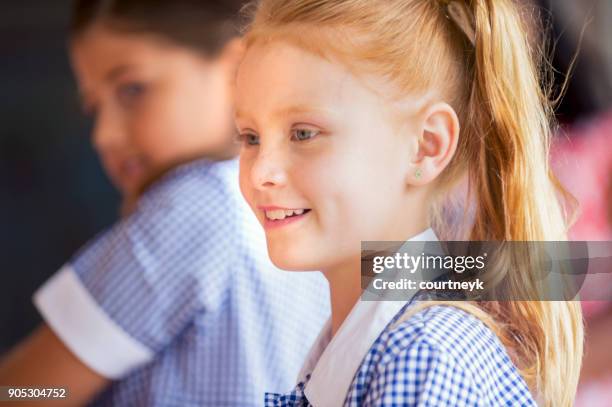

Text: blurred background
xmin=0 ymin=0 xmax=610 ymax=404
xmin=0 ymin=0 xmax=119 ymax=352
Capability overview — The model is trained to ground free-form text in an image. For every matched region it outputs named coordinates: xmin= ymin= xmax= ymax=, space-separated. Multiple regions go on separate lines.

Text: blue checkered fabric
xmin=266 ymin=301 xmax=536 ymax=406
xmin=67 ymin=158 xmax=329 ymax=406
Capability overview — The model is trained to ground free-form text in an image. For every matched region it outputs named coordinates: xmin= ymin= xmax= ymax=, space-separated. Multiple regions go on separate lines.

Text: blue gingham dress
xmin=265 ymin=301 xmax=537 ymax=406
xmin=34 ymin=158 xmax=329 ymax=406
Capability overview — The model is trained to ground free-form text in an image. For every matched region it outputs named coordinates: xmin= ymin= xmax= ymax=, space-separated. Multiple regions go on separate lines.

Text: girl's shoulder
xmin=140 ymin=158 xmax=240 ymax=208
xmin=386 ymin=303 xmax=500 ymax=357
xmin=100 ymin=158 xmax=244 ymax=257
xmin=354 ymin=303 xmax=536 ymax=406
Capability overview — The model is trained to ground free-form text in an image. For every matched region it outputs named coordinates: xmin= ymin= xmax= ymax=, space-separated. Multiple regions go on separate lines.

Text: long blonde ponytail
xmin=453 ymin=1 xmax=583 ymax=405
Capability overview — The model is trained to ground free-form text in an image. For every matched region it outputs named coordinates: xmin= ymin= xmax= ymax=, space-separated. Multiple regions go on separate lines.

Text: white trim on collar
xmin=303 ymin=228 xmax=439 ymax=407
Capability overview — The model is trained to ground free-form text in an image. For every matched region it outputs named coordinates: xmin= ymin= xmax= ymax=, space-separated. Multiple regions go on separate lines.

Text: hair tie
xmin=441 ymin=0 xmax=476 ymax=47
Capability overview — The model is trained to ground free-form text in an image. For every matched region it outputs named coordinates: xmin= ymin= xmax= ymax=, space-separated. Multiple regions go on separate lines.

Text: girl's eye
xmin=237 ymin=132 xmax=260 ymax=146
xmin=291 ymin=128 xmax=320 ymax=142
xmin=116 ymin=82 xmax=147 ymax=107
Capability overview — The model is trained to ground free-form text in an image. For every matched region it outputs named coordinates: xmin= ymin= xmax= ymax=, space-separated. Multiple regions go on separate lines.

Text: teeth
xmin=265 ymin=209 xmax=307 ymax=220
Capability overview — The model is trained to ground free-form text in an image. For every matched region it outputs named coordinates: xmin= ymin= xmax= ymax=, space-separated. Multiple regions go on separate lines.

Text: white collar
xmin=301 ymin=228 xmax=439 ymax=407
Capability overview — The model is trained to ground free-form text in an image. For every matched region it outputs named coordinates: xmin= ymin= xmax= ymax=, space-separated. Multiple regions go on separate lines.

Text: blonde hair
xmin=242 ymin=0 xmax=583 ymax=405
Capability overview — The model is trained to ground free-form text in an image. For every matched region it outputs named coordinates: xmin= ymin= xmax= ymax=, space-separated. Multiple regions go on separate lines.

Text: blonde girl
xmin=235 ymin=0 xmax=583 ymax=405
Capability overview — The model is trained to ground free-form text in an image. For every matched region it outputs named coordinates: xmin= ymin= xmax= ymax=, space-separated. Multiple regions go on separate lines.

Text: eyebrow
xmin=235 ymin=105 xmax=335 ymax=122
xmin=104 ymin=64 xmax=135 ymax=82
xmin=274 ymin=105 xmax=332 ymax=118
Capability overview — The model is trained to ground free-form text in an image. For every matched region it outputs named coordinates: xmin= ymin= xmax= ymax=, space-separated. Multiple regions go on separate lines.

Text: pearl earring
xmin=415 ymin=169 xmax=422 ymax=179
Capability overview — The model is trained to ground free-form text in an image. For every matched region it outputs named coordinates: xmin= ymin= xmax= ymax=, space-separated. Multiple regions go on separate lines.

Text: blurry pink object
xmin=553 ymin=112 xmax=612 ymax=407
xmin=576 ymin=376 xmax=612 ymax=407
xmin=552 ymin=111 xmax=612 ymax=241
xmin=552 ymin=111 xmax=612 ymax=318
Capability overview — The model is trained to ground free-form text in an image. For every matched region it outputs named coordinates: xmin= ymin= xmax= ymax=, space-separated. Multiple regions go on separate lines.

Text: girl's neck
xmin=324 ymin=257 xmax=363 ymax=336
xmin=324 ymin=222 xmax=432 ymax=337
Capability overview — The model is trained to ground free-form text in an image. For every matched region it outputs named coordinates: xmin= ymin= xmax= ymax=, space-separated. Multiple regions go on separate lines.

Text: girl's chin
xmin=267 ymin=247 xmax=321 ymax=272
xmin=268 ymin=252 xmax=301 ymax=271
xmin=115 ymin=174 xmax=146 ymax=196
xmin=117 ymin=182 xmax=139 ymax=198
xmin=273 ymin=261 xmax=310 ymax=272
xmin=106 ymin=162 xmax=149 ymax=196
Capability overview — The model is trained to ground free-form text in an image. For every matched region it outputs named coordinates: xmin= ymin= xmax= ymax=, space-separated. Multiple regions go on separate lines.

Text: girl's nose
xmin=91 ymin=107 xmax=126 ymax=153
xmin=250 ymin=146 xmax=288 ymax=190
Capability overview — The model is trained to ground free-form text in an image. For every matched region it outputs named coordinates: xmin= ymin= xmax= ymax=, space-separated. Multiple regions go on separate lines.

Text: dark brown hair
xmin=71 ymin=0 xmax=245 ymax=213
xmin=71 ymin=0 xmax=245 ymax=56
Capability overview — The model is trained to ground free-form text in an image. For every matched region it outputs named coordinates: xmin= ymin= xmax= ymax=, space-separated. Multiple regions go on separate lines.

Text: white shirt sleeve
xmin=33 ymin=265 xmax=154 ymax=379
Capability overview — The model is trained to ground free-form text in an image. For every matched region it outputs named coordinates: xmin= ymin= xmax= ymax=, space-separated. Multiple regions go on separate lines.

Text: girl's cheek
xmin=130 ymin=119 xmax=154 ymax=155
xmin=238 ymin=165 xmax=250 ymax=195
xmin=132 ymin=109 xmax=174 ymax=160
xmin=238 ymin=158 xmax=257 ymax=202
xmin=291 ymin=156 xmax=333 ymax=198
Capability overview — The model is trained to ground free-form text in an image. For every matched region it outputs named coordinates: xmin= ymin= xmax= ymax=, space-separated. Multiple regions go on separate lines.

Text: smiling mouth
xmin=264 ymin=208 xmax=312 ymax=221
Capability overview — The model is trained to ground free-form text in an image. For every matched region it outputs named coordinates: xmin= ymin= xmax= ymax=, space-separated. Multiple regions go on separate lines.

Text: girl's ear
xmin=408 ymin=102 xmax=459 ymax=185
